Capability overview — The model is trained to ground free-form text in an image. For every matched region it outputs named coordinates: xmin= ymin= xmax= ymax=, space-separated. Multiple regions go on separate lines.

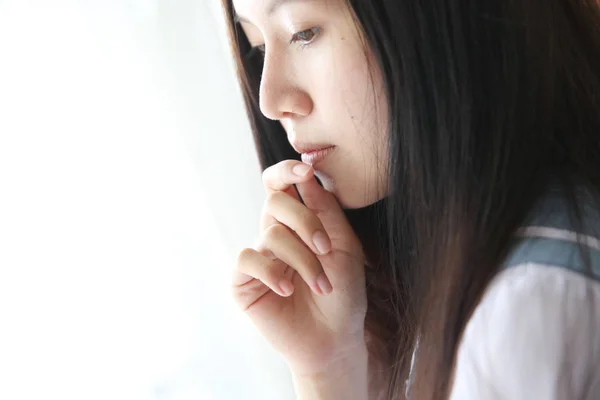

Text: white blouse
xmin=450 ymin=263 xmax=600 ymax=399
xmin=399 ymin=187 xmax=600 ymax=399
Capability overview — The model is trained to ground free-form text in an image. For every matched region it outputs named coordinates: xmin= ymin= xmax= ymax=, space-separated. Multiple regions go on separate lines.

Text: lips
xmin=290 ymin=141 xmax=333 ymax=154
xmin=300 ymin=146 xmax=335 ymax=165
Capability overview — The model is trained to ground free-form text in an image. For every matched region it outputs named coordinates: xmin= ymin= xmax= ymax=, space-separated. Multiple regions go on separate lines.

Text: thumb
xmin=295 ymin=177 xmax=361 ymax=254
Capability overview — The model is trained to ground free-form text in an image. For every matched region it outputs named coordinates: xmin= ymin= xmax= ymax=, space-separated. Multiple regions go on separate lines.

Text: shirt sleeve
xmin=450 ymin=263 xmax=600 ymax=400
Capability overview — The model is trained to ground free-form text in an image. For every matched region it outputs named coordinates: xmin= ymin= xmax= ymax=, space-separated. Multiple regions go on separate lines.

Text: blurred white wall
xmin=0 ymin=1 xmax=294 ymax=399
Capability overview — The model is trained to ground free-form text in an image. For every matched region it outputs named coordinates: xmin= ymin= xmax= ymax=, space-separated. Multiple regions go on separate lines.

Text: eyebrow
xmin=234 ymin=0 xmax=311 ymax=24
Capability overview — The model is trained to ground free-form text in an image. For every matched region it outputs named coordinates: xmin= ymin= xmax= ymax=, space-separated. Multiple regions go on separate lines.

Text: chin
xmin=314 ymin=170 xmax=384 ymax=209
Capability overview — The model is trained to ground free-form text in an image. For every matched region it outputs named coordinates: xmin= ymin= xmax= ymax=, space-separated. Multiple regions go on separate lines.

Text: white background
xmin=0 ymin=1 xmax=295 ymax=399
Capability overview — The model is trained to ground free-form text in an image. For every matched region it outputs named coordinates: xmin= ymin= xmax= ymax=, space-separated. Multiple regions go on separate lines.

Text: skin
xmin=231 ymin=0 xmax=385 ymax=397
xmin=232 ymin=161 xmax=370 ymax=398
xmin=233 ymin=0 xmax=389 ymax=209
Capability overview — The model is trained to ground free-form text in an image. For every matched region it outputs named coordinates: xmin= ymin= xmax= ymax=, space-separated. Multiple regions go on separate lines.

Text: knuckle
xmin=259 ymin=214 xmax=276 ymax=234
xmin=261 ymin=167 xmax=272 ymax=185
xmin=262 ymin=161 xmax=286 ymax=181
xmin=264 ymin=223 xmax=287 ymax=241
xmin=265 ymin=190 xmax=282 ymax=206
xmin=277 ymin=159 xmax=296 ymax=170
xmin=236 ymin=248 xmax=255 ymax=268
xmin=262 ymin=160 xmax=296 ymax=188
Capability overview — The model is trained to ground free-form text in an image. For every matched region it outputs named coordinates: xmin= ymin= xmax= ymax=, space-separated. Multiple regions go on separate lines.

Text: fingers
xmin=234 ymin=247 xmax=294 ymax=299
xmin=262 ymin=160 xmax=355 ymax=249
xmin=295 ymin=176 xmax=361 ymax=254
xmin=239 ymin=160 xmax=337 ymax=303
xmin=259 ymin=223 xmax=332 ymax=295
xmin=260 ymin=191 xmax=332 ymax=256
xmin=262 ymin=160 xmax=314 ymax=201
xmin=234 ymin=220 xmax=333 ymax=305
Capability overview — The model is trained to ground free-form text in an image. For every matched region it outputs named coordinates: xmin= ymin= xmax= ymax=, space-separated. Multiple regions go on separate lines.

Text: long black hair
xmin=221 ymin=0 xmax=600 ymax=398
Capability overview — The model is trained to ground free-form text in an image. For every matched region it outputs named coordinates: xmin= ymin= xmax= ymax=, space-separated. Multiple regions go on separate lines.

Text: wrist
xmin=291 ymin=344 xmax=369 ymax=400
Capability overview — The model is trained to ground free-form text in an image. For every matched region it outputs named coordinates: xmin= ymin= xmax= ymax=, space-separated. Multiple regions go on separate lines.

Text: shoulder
xmin=451 ymin=185 xmax=600 ymax=399
xmin=452 ymin=264 xmax=600 ymax=399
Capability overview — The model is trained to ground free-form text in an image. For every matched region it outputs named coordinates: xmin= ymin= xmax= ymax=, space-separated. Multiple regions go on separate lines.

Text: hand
xmin=232 ymin=160 xmax=368 ymax=376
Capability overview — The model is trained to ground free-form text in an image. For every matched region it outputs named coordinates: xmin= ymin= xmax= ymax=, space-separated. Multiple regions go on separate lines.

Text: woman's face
xmin=233 ymin=0 xmax=389 ymax=209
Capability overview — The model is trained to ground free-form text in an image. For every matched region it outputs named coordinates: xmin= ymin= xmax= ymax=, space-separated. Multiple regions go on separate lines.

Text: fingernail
xmin=312 ymin=231 xmax=331 ymax=255
xmin=278 ymin=280 xmax=294 ymax=296
xmin=316 ymin=273 xmax=333 ymax=295
xmin=293 ymin=163 xmax=311 ymax=177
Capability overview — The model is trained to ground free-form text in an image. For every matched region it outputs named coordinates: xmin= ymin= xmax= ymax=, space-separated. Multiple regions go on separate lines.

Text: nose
xmin=258 ymin=51 xmax=313 ymax=121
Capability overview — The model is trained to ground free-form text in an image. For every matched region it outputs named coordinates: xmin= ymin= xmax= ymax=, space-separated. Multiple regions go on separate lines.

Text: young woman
xmin=224 ymin=0 xmax=600 ymax=398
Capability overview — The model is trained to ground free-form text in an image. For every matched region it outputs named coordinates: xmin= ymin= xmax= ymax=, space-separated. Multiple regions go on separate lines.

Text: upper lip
xmin=290 ymin=141 xmax=334 ymax=154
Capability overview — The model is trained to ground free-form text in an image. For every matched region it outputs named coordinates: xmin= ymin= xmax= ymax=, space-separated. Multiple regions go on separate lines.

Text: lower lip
xmin=301 ymin=146 xmax=335 ymax=165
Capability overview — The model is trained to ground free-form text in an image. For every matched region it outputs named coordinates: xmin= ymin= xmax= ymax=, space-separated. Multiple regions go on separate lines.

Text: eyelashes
xmin=246 ymin=26 xmax=322 ymax=58
xmin=289 ymin=26 xmax=321 ymax=48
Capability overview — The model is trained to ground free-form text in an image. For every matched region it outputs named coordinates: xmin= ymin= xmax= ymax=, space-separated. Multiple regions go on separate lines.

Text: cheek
xmin=332 ymin=58 xmax=384 ymax=128
xmin=329 ymin=45 xmax=378 ymax=111
xmin=313 ymin=34 xmax=388 ymax=142
xmin=334 ymin=61 xmax=389 ymax=157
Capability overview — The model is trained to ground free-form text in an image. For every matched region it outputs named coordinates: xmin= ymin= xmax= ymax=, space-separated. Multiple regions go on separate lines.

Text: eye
xmin=290 ymin=27 xmax=321 ymax=47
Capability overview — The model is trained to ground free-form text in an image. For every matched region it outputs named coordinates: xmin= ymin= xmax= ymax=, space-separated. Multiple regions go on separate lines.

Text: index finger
xmin=262 ymin=160 xmax=315 ymax=201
